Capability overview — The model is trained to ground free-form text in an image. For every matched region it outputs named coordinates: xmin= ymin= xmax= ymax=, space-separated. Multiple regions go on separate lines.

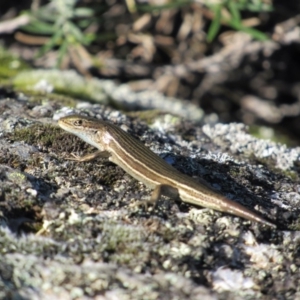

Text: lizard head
xmin=58 ymin=114 xmax=110 ymax=150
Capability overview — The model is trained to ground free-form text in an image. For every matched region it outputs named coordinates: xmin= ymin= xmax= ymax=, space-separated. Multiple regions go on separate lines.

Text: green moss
xmin=7 ymin=172 xmax=27 ymax=184
xmin=127 ymin=111 xmax=182 ymax=129
xmin=13 ymin=70 xmax=108 ymax=104
xmin=0 ymin=46 xmax=30 ymax=79
xmin=280 ymin=170 xmax=299 ymax=181
xmin=228 ymin=169 xmax=240 ymax=177
xmin=0 ymin=153 xmax=24 ymax=170
xmin=126 ymin=110 xmax=163 ymax=124
xmin=0 ymin=84 xmax=77 ymax=107
xmin=249 ymin=125 xmax=296 ymax=147
xmin=10 ymin=124 xmax=62 ymax=147
xmin=17 ymin=90 xmax=77 ymax=107
xmin=289 ymin=217 xmax=300 ymax=231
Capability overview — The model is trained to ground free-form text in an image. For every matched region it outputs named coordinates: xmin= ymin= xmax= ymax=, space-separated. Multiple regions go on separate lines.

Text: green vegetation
xmin=21 ymin=0 xmax=98 ymax=67
xmin=0 ymin=47 xmax=29 ymax=79
xmin=206 ymin=0 xmax=273 ymax=42
xmin=18 ymin=0 xmax=273 ymax=66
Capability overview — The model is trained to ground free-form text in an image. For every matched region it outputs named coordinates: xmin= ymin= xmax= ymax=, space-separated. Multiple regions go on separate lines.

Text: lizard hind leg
xmin=131 ymin=184 xmax=179 ymax=210
xmin=131 ymin=185 xmax=163 ymax=210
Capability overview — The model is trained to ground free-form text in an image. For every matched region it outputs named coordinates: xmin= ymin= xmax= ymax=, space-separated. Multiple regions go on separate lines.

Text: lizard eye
xmin=74 ymin=119 xmax=83 ymax=126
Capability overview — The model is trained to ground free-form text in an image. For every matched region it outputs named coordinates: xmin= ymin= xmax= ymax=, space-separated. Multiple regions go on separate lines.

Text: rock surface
xmin=0 ymin=90 xmax=299 ymax=299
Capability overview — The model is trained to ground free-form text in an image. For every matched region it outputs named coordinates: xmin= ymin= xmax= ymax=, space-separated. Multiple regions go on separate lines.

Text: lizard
xmin=58 ymin=114 xmax=276 ymax=227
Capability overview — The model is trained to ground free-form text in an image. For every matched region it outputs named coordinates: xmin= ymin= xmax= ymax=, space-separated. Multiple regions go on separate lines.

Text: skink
xmin=58 ymin=114 xmax=275 ymax=227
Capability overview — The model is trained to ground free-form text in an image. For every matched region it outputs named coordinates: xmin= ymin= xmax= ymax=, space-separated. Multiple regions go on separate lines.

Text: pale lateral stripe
xmin=109 ymin=135 xmax=162 ymax=187
xmin=179 ymin=188 xmax=262 ymax=221
xmin=178 ymin=188 xmax=220 ymax=203
xmin=108 ymin=133 xmax=214 ymax=197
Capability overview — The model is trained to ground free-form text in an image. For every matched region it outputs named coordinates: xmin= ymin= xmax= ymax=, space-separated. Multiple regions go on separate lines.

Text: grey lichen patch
xmin=150 ymin=114 xmax=182 ymax=132
xmin=202 ymin=123 xmax=300 ymax=171
xmin=248 ymin=153 xmax=300 ymax=182
xmin=0 ymin=227 xmax=215 ymax=299
xmin=35 ymin=207 xmax=211 ymax=288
